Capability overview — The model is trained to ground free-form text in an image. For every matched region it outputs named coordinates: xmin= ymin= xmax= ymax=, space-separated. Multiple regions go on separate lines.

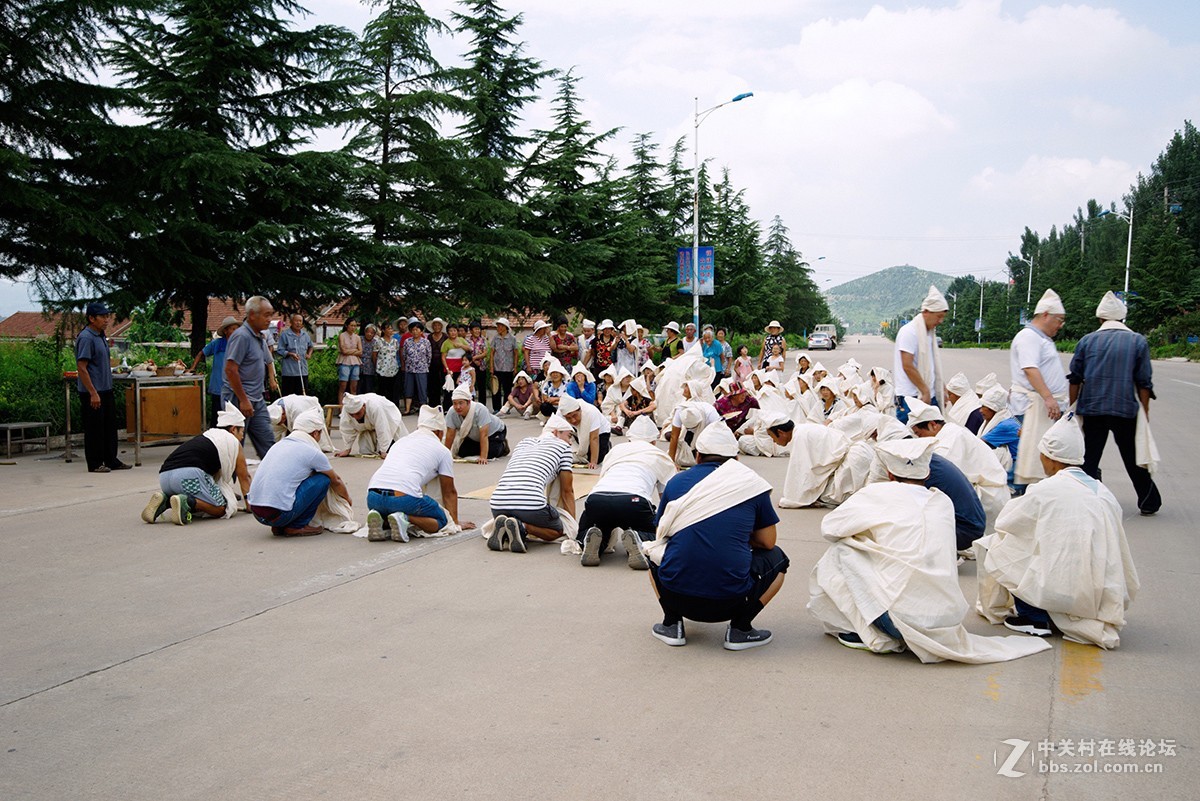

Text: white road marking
xmin=1170 ymin=378 xmax=1200 ymax=388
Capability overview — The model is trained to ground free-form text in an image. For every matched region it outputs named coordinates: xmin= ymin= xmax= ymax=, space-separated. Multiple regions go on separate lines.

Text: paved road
xmin=1 ymin=336 xmax=1196 ymax=800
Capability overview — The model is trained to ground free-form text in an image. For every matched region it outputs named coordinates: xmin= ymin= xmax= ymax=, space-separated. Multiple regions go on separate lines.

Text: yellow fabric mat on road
xmin=461 ymin=471 xmax=601 ymax=501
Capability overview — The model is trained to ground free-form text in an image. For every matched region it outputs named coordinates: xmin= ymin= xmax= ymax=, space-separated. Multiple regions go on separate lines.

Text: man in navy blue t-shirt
xmin=648 ymin=424 xmax=788 ymax=651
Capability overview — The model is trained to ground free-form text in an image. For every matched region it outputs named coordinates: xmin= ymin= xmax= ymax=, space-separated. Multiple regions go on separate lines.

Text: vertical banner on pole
xmin=676 ymin=247 xmax=715 ymax=295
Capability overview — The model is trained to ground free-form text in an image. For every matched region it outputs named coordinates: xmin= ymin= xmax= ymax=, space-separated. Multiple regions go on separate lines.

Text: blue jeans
xmin=895 ymin=395 xmax=939 ymax=425
xmin=366 ymin=490 xmax=447 ymax=528
xmin=404 ymin=372 xmax=428 ymax=407
xmin=337 ymin=363 xmax=360 ymax=382
xmin=1014 ymin=597 xmax=1051 ymax=626
xmin=253 ymin=473 xmax=330 ymax=529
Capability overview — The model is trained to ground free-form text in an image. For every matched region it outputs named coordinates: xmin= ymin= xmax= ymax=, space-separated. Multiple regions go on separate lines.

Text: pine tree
xmin=443 ymin=0 xmax=558 ymax=312
xmin=763 ymin=215 xmax=832 ymax=335
xmin=343 ymin=0 xmax=461 ymax=319
xmin=105 ymin=0 xmax=362 ymax=350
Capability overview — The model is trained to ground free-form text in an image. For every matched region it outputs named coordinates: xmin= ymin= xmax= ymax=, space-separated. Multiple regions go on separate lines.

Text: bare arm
xmin=234 ymin=446 xmax=252 ymax=500
xmin=76 ymin=359 xmax=102 ymax=408
xmin=438 ymin=474 xmax=475 ymax=529
xmin=225 ymin=359 xmax=251 ymax=417
xmin=668 ymin=425 xmax=680 ymax=462
xmin=1138 ymin=386 xmax=1151 ymax=419
xmin=588 ymin=429 xmax=599 ymax=469
xmin=558 ymin=470 xmax=576 ymax=518
xmin=900 ymin=351 xmax=929 ymax=403
xmin=1022 ymin=366 xmax=1061 ymax=420
xmin=323 ymin=469 xmax=352 ymax=504
xmin=750 ymin=524 xmax=778 ymax=550
xmin=478 ymin=423 xmax=490 ymax=465
xmin=443 ymin=428 xmax=456 ymax=450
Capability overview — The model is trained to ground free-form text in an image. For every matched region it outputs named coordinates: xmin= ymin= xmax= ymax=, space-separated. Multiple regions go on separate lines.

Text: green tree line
xmin=888 ymin=122 xmax=1200 ymax=346
xmin=1 ymin=0 xmax=832 ymax=352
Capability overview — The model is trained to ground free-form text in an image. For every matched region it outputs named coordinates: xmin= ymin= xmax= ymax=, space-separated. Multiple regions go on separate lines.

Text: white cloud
xmin=968 ymin=154 xmax=1137 ymax=202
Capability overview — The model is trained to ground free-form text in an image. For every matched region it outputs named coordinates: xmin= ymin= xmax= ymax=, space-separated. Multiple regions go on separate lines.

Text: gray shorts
xmin=489 ymin=504 xmax=563 ymax=533
xmin=159 ymin=466 xmax=225 ymax=509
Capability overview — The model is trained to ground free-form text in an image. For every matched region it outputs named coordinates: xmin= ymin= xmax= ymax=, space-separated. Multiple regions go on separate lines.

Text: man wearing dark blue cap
xmin=75 ymin=302 xmax=130 ymax=472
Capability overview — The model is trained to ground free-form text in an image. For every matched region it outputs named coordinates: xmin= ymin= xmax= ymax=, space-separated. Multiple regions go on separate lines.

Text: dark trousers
xmin=359 ymin=373 xmax=376 ymax=396
xmin=405 ymin=372 xmax=428 ymax=408
xmin=377 ymin=374 xmax=400 ymax=407
xmin=280 ymin=375 xmax=306 ymax=397
xmin=651 ymin=546 xmax=789 ymax=631
xmin=427 ymin=365 xmax=445 ymax=409
xmin=579 ymin=491 xmax=656 ymax=549
xmin=493 ymin=371 xmax=514 ymax=412
xmin=457 ymin=428 xmax=510 ymax=459
xmin=1081 ymin=414 xmax=1161 ymax=513
xmin=79 ymin=390 xmax=120 ymax=470
xmin=539 ymin=401 xmax=558 ymax=418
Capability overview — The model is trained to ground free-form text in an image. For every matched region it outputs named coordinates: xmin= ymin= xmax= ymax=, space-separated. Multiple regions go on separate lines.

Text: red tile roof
xmin=0 ymin=311 xmax=89 ymax=340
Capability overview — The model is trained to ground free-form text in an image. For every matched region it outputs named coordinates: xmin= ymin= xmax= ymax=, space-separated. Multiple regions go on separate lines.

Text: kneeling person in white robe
xmin=975 ymin=415 xmax=1139 ymax=648
xmin=578 ymin=415 xmax=675 ymax=569
xmin=365 ymin=405 xmax=476 ymax=542
xmin=808 ymin=438 xmax=1051 ymax=663
xmin=645 ymin=425 xmax=788 ymax=651
xmin=269 ymin=394 xmax=334 ymax=452
xmin=336 ymin=393 xmax=407 ymax=457
xmin=737 ymin=413 xmax=795 ymax=457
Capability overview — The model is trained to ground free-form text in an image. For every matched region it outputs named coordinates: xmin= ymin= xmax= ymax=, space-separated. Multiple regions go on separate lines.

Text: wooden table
xmin=64 ymin=374 xmax=207 ymax=466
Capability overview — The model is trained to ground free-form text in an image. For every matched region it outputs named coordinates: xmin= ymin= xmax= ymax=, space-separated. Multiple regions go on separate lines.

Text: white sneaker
xmin=367 ymin=510 xmax=387 ymax=541
xmin=621 ymin=528 xmax=649 ymax=570
xmin=388 ymin=512 xmax=410 ymax=542
xmin=141 ymin=491 xmax=167 ymax=524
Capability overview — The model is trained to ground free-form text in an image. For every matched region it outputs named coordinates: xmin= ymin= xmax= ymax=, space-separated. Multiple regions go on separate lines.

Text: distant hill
xmin=824 ymin=265 xmax=956 ymax=333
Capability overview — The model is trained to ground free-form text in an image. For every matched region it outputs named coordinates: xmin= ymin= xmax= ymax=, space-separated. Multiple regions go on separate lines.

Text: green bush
xmin=1150 ymin=342 xmax=1200 ymax=360
xmin=0 ymin=339 xmax=130 ymax=435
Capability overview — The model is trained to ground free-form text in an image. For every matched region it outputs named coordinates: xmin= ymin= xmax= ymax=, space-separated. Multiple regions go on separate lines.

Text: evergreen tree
xmin=106 ymin=0 xmax=362 ymax=350
xmin=344 ymin=0 xmax=461 ymax=319
xmin=0 ymin=0 xmax=131 ymax=305
xmin=609 ymin=132 xmax=678 ymax=321
xmin=444 ymin=0 xmax=558 ymax=311
xmin=762 ymin=215 xmax=832 ymax=335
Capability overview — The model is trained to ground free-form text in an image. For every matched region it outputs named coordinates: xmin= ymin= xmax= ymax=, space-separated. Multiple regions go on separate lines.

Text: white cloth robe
xmin=779 ymin=423 xmax=852 ymax=508
xmin=819 ymin=440 xmax=876 ymax=507
xmin=339 ymin=394 xmax=407 ymax=455
xmin=945 ymin=393 xmax=982 ymax=429
xmin=653 ymin=350 xmax=714 ymax=428
xmin=975 ymin=467 xmax=1139 ymax=649
xmin=933 ymin=423 xmax=1009 ymax=535
xmin=809 ymin=481 xmax=1052 ymax=664
xmin=272 ymin=394 xmax=334 ymax=452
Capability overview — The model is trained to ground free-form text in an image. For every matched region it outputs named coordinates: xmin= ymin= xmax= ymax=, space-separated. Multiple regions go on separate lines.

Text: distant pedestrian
xmin=222 ymin=296 xmax=279 ymax=459
xmin=1068 ymin=291 xmax=1162 ymax=515
xmin=336 ymin=318 xmax=362 ymax=404
xmin=374 ymin=321 xmax=401 ymax=406
xmin=1010 ymin=289 xmax=1068 ymax=485
xmin=75 ymin=301 xmax=130 ymax=472
xmin=490 ymin=317 xmax=518 ymax=413
xmin=402 ymin=320 xmax=432 ymax=413
xmin=892 ymin=285 xmax=948 ymax=423
xmin=360 ymin=324 xmax=378 ymax=395
xmin=523 ymin=320 xmax=552 ymax=379
xmin=190 ymin=315 xmax=239 ymax=427
xmin=276 ymin=313 xmax=314 ymax=397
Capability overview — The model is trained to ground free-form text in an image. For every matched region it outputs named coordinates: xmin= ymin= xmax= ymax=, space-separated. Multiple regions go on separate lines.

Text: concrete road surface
xmin=1 ymin=336 xmax=1196 ymax=800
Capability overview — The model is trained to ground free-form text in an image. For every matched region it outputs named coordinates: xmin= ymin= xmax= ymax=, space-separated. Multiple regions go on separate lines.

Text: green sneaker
xmin=169 ymin=494 xmax=192 ymax=526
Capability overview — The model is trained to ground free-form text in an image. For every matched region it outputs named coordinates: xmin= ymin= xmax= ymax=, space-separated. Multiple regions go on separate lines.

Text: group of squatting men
xmin=137 ymin=288 xmax=1148 ymax=661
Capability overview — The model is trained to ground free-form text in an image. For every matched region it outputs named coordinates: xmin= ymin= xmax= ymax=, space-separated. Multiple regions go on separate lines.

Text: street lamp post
xmin=1017 ymin=254 xmax=1034 ymax=307
xmin=1098 ymin=207 xmax=1134 ymax=295
xmin=692 ymin=92 xmax=753 ymax=332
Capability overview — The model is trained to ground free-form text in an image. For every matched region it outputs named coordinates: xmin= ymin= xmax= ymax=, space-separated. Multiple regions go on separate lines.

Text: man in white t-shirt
xmin=579 ymin=415 xmax=676 ymax=569
xmin=681 ymin=322 xmax=701 ymax=352
xmin=364 ymin=406 xmax=475 ymax=542
xmin=893 ymin=285 xmax=949 ymax=423
xmin=489 ymin=415 xmax=577 ymax=553
xmin=1009 ymin=288 xmax=1069 ymax=485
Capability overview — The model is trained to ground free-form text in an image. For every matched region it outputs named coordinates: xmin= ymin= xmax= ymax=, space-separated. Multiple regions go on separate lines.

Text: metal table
xmin=64 ymin=373 xmax=206 ymax=466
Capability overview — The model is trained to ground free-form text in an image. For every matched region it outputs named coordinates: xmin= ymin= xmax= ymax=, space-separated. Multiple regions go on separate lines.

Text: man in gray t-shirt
xmin=223 ymin=297 xmax=279 ymax=459
xmin=444 ymin=391 xmax=509 ymax=464
xmin=489 ymin=318 xmax=518 ymax=413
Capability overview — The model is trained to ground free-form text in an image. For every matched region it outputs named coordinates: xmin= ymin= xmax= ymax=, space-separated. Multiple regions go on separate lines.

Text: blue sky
xmin=4 ymin=0 xmax=1198 ymax=316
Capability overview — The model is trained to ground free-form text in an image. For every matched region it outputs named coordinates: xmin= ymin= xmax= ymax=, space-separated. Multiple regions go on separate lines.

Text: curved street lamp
xmin=692 ymin=92 xmax=753 ymax=331
xmin=1098 ymin=208 xmax=1134 ymax=296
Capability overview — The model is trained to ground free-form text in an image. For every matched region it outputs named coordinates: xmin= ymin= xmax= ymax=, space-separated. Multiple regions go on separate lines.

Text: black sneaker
xmin=1004 ymin=615 xmax=1052 ymax=637
xmin=110 ymin=461 xmax=133 ymax=471
xmin=506 ymin=516 xmax=527 ymax=554
xmin=652 ymin=621 xmax=686 ymax=646
xmin=581 ymin=526 xmax=602 ymax=566
xmin=621 ymin=528 xmax=649 ymax=570
xmin=836 ymin=631 xmax=872 ymax=651
xmin=724 ymin=625 xmax=773 ymax=651
xmin=487 ymin=515 xmax=509 ymax=551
